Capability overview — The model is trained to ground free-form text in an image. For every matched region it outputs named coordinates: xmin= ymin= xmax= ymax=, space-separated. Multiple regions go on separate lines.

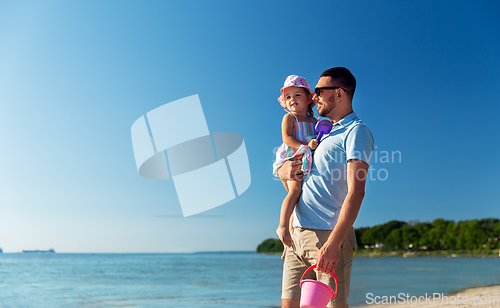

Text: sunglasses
xmin=314 ymin=87 xmax=346 ymax=96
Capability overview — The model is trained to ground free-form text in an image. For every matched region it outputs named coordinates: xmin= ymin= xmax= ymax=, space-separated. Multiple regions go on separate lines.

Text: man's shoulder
xmin=346 ymin=118 xmax=372 ymax=136
xmin=344 ymin=118 xmax=375 ymax=148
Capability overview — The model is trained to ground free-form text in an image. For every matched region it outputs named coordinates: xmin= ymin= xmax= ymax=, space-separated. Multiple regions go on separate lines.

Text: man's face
xmin=314 ymin=77 xmax=338 ymax=118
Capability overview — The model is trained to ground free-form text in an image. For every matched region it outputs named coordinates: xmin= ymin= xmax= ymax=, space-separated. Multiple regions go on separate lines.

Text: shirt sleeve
xmin=345 ymin=124 xmax=375 ymax=165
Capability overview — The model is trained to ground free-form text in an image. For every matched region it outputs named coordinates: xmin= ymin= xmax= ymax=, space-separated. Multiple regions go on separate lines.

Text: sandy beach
xmin=354 ymin=285 xmax=500 ymax=308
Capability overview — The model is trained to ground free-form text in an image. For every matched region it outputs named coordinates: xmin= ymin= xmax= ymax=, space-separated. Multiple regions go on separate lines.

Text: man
xmin=279 ymin=67 xmax=374 ymax=308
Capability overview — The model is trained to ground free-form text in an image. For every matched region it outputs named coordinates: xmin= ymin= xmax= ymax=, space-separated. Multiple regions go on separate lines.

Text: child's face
xmin=284 ymin=87 xmax=311 ymax=114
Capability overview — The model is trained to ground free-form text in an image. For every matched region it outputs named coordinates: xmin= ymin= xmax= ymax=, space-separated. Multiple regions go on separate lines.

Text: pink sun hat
xmin=277 ymin=75 xmax=315 ymax=108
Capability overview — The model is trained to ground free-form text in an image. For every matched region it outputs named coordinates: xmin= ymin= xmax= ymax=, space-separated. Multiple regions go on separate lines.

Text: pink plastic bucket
xmin=299 ymin=264 xmax=338 ymax=308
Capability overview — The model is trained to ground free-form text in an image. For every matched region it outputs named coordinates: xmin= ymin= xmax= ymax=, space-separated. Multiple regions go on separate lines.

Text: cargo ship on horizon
xmin=22 ymin=249 xmax=55 ymax=253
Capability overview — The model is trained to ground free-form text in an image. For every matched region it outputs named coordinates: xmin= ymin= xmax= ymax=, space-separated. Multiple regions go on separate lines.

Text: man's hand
xmin=278 ymin=159 xmax=304 ymax=181
xmin=315 ymin=241 xmax=341 ymax=277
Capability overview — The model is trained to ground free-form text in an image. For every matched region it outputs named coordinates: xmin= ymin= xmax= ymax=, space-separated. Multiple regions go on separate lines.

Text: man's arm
xmin=315 ymin=159 xmax=368 ymax=276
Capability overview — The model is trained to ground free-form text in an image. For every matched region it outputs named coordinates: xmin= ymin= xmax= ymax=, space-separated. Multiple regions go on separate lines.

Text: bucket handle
xmin=300 ymin=264 xmax=338 ymax=297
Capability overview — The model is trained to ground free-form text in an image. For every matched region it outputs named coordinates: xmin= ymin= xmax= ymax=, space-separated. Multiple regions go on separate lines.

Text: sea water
xmin=0 ymin=253 xmax=499 ymax=307
xmin=351 ymin=256 xmax=500 ymax=306
xmin=0 ymin=252 xmax=282 ymax=308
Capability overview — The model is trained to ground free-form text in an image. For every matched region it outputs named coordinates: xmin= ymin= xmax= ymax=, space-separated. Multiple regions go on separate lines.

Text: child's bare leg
xmin=281 ymin=178 xmax=289 ymax=192
xmin=281 ymin=214 xmax=296 ymax=260
xmin=276 ymin=180 xmax=302 ymax=247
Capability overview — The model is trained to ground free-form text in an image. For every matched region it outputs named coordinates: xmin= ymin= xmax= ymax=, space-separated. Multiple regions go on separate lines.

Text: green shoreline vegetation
xmin=257 ymin=218 xmax=500 ymax=257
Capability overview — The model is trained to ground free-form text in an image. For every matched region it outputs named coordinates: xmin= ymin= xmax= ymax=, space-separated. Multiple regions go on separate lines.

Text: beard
xmin=318 ymin=98 xmax=335 ymax=117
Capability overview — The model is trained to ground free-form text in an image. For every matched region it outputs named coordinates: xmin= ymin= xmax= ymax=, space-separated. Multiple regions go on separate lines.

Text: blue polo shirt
xmin=293 ymin=112 xmax=374 ymax=230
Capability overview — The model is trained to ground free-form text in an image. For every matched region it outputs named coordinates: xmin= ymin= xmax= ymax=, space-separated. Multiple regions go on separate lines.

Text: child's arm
xmin=282 ymin=114 xmax=310 ymax=149
xmin=308 ymin=117 xmax=319 ymax=150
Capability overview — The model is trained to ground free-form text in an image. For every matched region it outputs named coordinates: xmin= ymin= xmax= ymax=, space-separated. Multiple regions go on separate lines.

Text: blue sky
xmin=0 ymin=1 xmax=499 ymax=253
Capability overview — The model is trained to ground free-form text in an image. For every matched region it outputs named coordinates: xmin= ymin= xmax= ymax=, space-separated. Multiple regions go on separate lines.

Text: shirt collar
xmin=333 ymin=112 xmax=358 ymax=128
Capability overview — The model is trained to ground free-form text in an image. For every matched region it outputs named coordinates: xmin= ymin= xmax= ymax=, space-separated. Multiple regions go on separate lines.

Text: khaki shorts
xmin=282 ymin=227 xmax=357 ymax=307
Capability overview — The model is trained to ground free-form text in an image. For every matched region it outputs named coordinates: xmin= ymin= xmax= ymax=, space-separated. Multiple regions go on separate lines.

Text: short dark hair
xmin=320 ymin=67 xmax=356 ymax=98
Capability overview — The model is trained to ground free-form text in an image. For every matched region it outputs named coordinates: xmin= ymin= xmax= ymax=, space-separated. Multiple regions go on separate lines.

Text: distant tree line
xmin=355 ymin=218 xmax=500 ymax=251
xmin=257 ymin=218 xmax=500 ymax=253
xmin=257 ymin=238 xmax=284 ymax=253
